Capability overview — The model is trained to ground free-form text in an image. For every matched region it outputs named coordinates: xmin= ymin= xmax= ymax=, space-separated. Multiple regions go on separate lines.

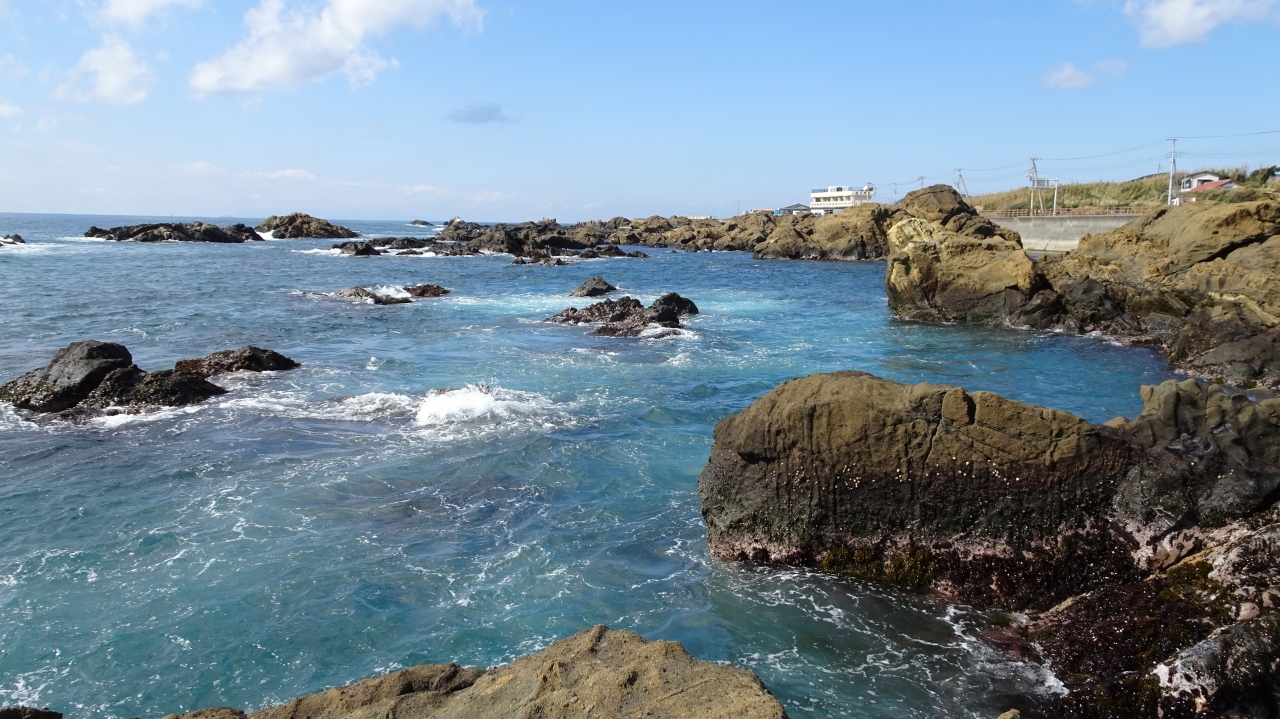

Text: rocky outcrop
xmin=1 ymin=233 xmax=24 ymax=245
xmin=405 ymin=284 xmax=450 ymax=298
xmin=0 ymin=342 xmax=298 ymax=418
xmin=885 ymin=217 xmax=1044 ymax=323
xmin=409 ymin=219 xmax=433 ymax=227
xmin=174 ymin=347 xmax=300 ymax=378
xmin=85 ymin=223 xmax=260 ymax=243
xmin=160 ymin=626 xmax=787 ymax=719
xmin=550 ymin=293 xmax=698 ymax=337
xmin=332 ymin=241 xmax=381 ymax=256
xmin=570 ymin=276 xmax=616 ymax=297
xmin=257 ymin=213 xmax=358 ymax=239
xmin=698 ymin=370 xmax=1280 ymax=717
xmin=335 ymin=287 xmax=411 ymax=305
xmin=885 ymin=197 xmax=1280 ymax=387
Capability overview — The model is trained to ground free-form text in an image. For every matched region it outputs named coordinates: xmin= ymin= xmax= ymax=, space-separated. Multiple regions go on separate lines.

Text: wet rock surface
xmin=0 ymin=709 xmax=62 ymax=719
xmin=332 ymin=241 xmax=381 ymax=256
xmin=0 ymin=341 xmax=298 ymax=419
xmin=405 ymin=284 xmax=450 ymax=298
xmin=160 ymin=626 xmax=787 ymax=719
xmin=257 ymin=213 xmax=359 ymax=239
xmin=698 ymin=370 xmax=1280 ymax=718
xmin=550 ymin=293 xmax=698 ymax=337
xmin=569 ymin=276 xmax=616 ymax=297
xmin=335 ymin=287 xmax=411 ymax=305
xmin=1 ymin=233 xmax=24 ymax=244
xmin=85 ymin=222 xmax=261 ymax=243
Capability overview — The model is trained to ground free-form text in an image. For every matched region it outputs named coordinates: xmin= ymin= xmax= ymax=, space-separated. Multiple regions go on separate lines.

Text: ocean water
xmin=0 ymin=213 xmax=1179 ymax=718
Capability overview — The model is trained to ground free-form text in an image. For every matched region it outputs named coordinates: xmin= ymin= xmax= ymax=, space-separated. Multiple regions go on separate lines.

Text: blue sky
xmin=1 ymin=0 xmax=1278 ymax=221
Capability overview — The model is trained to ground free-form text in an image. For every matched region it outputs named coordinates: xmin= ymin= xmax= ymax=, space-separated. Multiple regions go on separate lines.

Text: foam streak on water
xmin=0 ymin=212 xmax=1180 ymax=718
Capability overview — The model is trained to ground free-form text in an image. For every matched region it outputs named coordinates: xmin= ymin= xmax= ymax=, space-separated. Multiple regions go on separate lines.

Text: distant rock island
xmin=84 ymin=213 xmax=359 ymax=242
xmin=409 ymin=219 xmax=433 ymax=226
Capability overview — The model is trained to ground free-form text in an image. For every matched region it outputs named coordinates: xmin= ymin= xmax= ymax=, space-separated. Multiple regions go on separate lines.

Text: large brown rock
xmin=163 ymin=626 xmax=787 ymax=719
xmin=902 ymin=185 xmax=1021 ymax=242
xmin=698 ymin=370 xmax=1280 ymax=718
xmin=885 ymin=218 xmax=1043 ymax=322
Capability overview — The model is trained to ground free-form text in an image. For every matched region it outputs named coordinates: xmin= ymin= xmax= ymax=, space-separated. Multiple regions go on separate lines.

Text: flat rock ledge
xmin=157 ymin=626 xmax=787 ymax=719
xmin=0 ymin=340 xmax=299 ymax=419
xmin=699 ymin=370 xmax=1280 ymax=718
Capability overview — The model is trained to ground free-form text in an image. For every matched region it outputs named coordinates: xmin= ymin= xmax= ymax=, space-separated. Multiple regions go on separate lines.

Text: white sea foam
xmin=414 ymin=384 xmax=548 ymax=426
xmin=90 ymin=404 xmax=205 ymax=428
xmin=292 ymin=248 xmax=342 ymax=256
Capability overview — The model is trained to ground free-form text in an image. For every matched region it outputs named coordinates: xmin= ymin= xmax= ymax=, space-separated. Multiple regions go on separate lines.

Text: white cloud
xmin=190 ymin=0 xmax=484 ymax=94
xmin=68 ymin=35 xmax=153 ymax=105
xmin=102 ymin=0 xmax=201 ymax=25
xmin=0 ymin=100 xmax=22 ymax=118
xmin=1124 ymin=0 xmax=1277 ymax=47
xmin=1043 ymin=62 xmax=1094 ymax=89
xmin=1042 ymin=59 xmax=1129 ymax=89
xmin=181 ymin=160 xmax=223 ymax=175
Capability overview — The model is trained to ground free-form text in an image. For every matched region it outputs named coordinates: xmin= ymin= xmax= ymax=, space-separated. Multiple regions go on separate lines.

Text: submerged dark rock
xmin=569 ymin=276 xmax=616 ymax=297
xmin=257 ymin=213 xmax=358 ymax=239
xmin=409 ymin=219 xmax=433 ymax=227
xmin=1 ymin=234 xmax=24 ymax=244
xmin=698 ymin=370 xmax=1280 ymax=717
xmin=0 ymin=341 xmax=297 ymax=419
xmin=85 ymin=222 xmax=260 ymax=243
xmin=160 ymin=626 xmax=787 ymax=719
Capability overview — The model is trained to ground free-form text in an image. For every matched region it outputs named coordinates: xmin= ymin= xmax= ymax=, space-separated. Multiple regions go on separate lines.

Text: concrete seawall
xmin=990 ymin=215 xmax=1139 ymax=252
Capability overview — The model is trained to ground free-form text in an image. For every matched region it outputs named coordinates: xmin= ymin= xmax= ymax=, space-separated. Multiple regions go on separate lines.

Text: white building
xmin=1181 ymin=172 xmax=1221 ymax=192
xmin=809 ymin=184 xmax=875 ymax=215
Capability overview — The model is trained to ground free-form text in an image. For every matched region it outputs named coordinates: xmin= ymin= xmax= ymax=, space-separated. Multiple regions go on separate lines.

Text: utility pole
xmin=892 ymin=183 xmax=898 ymax=203
xmin=918 ymin=176 xmax=925 ymax=189
xmin=1166 ymin=137 xmax=1178 ymax=206
xmin=955 ymin=169 xmax=971 ymax=200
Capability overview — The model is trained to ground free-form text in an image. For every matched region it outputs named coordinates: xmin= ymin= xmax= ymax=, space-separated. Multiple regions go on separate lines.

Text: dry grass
xmin=968 ymin=166 xmax=1278 ymax=212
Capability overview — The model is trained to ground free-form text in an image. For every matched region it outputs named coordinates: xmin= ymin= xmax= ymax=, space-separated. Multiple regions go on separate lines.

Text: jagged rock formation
xmin=257 ymin=213 xmax=359 ymax=239
xmin=549 ymin=293 xmax=698 ymax=337
xmin=0 ymin=341 xmax=298 ymax=418
xmin=333 ymin=241 xmax=380 ymax=256
xmin=409 ymin=219 xmax=433 ymax=226
xmin=1 ymin=233 xmax=24 ymax=245
xmin=158 ymin=626 xmax=787 ymax=719
xmin=885 ymin=197 xmax=1280 ymax=387
xmin=570 ymin=276 xmax=616 ymax=297
xmin=698 ymin=370 xmax=1280 ymax=718
xmin=85 ymin=223 xmax=261 ymax=243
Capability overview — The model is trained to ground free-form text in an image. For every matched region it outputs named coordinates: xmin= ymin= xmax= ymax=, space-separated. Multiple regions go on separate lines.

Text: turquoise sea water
xmin=0 ymin=213 xmax=1180 ymax=718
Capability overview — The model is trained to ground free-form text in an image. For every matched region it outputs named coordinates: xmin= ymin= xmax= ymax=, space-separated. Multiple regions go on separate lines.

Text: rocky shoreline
xmin=885 ymin=186 xmax=1280 ymax=389
xmin=697 ymin=372 xmax=1280 ymax=716
xmin=85 ymin=213 xmax=359 ymax=243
